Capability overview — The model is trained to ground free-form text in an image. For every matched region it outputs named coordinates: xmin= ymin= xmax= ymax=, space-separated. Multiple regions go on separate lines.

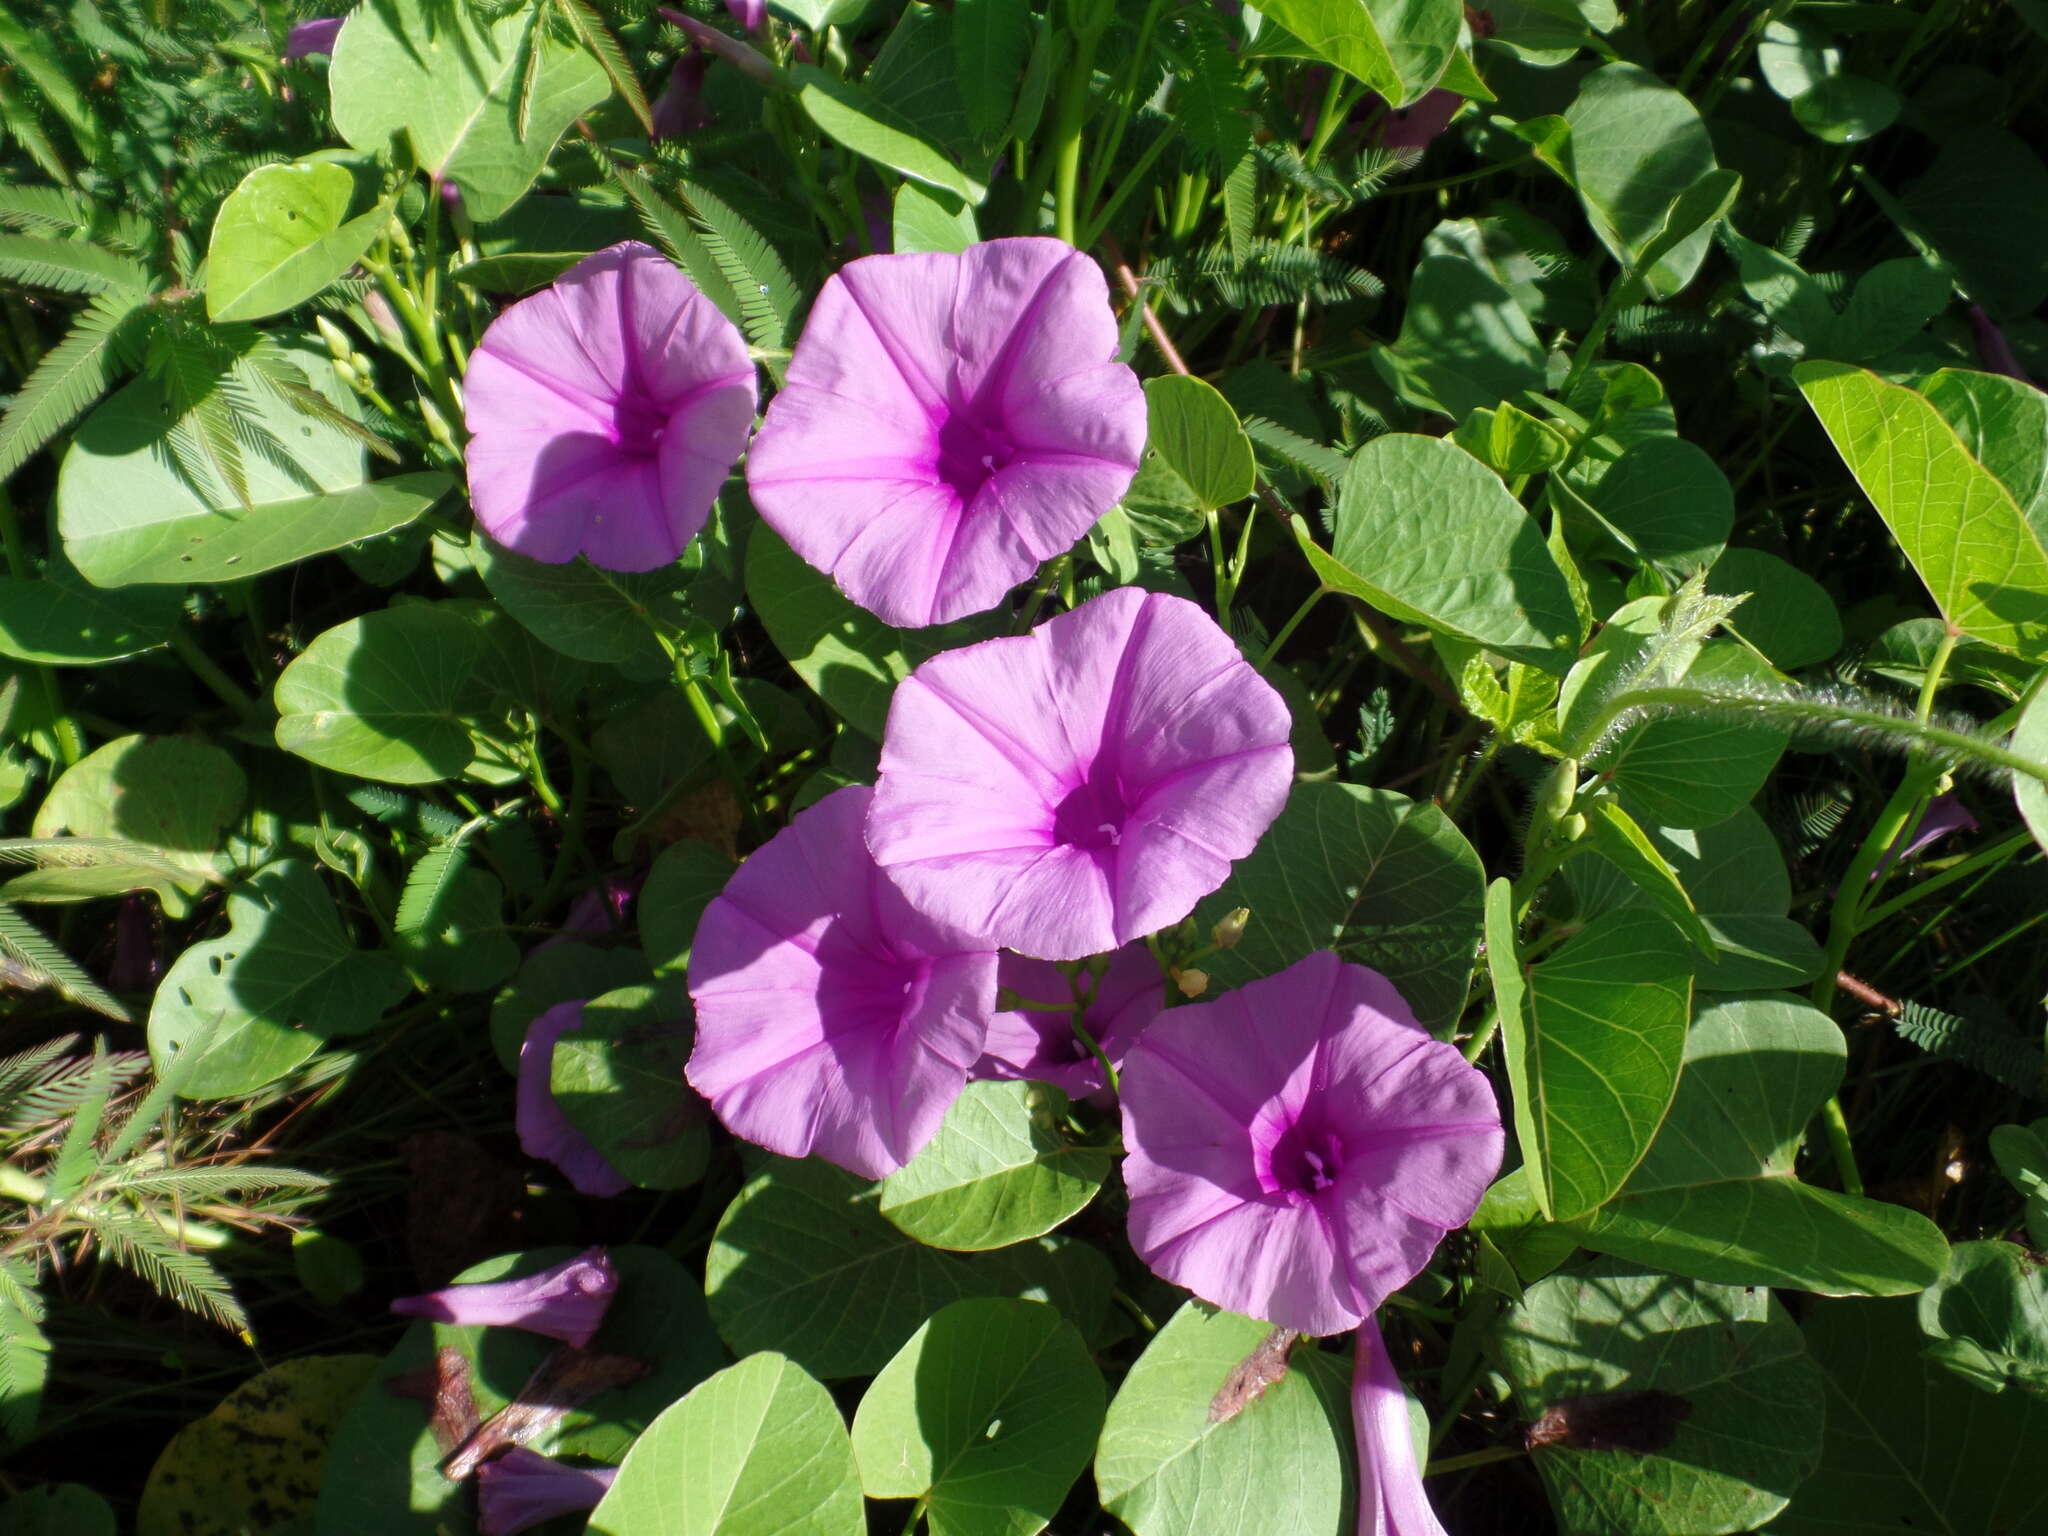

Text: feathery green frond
xmin=1894 ymin=999 xmax=2045 ymax=1095
xmin=616 ymin=165 xmax=748 ymax=332
xmin=84 ymin=1208 xmax=248 ymax=1333
xmin=1150 ymin=241 xmax=1384 ymax=313
xmin=555 ymin=0 xmax=652 ymax=135
xmin=395 ymin=844 xmax=470 ymax=939
xmin=0 ymin=292 xmax=146 ymax=483
xmin=0 ymin=903 xmax=130 ymax=1021
xmin=0 ymin=234 xmax=150 ymax=295
xmin=677 ymin=177 xmax=802 ymax=349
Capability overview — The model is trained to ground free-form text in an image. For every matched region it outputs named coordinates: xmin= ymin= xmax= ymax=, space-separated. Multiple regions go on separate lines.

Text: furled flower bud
xmin=476 ymin=1449 xmax=617 ymax=1536
xmin=390 ymin=1247 xmax=618 ymax=1349
xmin=1175 ymin=967 xmax=1210 ymax=999
xmin=1211 ymin=907 xmax=1251 ymax=950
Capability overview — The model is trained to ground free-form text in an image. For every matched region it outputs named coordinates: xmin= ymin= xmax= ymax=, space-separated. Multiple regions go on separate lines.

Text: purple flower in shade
xmin=1352 ymin=1320 xmax=1450 ymax=1536
xmin=1870 ymin=792 xmax=1978 ymax=883
xmin=725 ymin=0 xmax=766 ymax=29
xmin=517 ymin=1002 xmax=631 ymax=1198
xmin=1373 ymin=89 xmax=1461 ymax=151
xmin=745 ymin=237 xmax=1147 ymax=627
xmin=976 ymin=942 xmax=1163 ymax=1097
xmin=650 ymin=53 xmax=711 ymax=141
xmin=390 ymin=1247 xmax=618 ymax=1349
xmin=477 ymin=1449 xmax=617 ymax=1536
xmin=687 ymin=785 xmax=999 ymax=1179
xmin=284 ymin=16 xmax=342 ymax=58
xmin=463 ymin=241 xmax=755 ymax=573
xmin=866 ymin=588 xmax=1294 ymax=963
xmin=1969 ymin=305 xmax=2033 ymax=382
xmin=1119 ymin=951 xmax=1502 ymax=1336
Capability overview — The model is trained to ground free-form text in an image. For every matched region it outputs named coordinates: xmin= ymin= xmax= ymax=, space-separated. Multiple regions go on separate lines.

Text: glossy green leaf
xmin=1791 ymin=74 xmax=1900 ymax=144
xmin=1498 ymin=1263 xmax=1825 ymax=1536
xmin=56 ymin=343 xmax=443 ymax=588
xmin=1916 ymin=1240 xmax=2048 ymax=1396
xmin=952 ymin=0 xmax=1031 ymax=141
xmin=32 ymin=734 xmax=245 ymax=914
xmin=707 ymin=1156 xmax=993 ymax=1379
xmin=274 ymin=604 xmax=493 ymax=784
xmin=329 ymin=0 xmax=609 ymax=222
xmin=1795 ymin=362 xmax=2048 ymax=657
xmin=745 ymin=526 xmax=981 ymax=738
xmin=0 ymin=555 xmax=182 ymax=665
xmin=2018 ymin=681 xmax=2048 ymax=856
xmin=318 ymin=1246 xmax=724 ymax=1536
xmin=553 ymin=984 xmax=707 ymax=1191
xmin=1899 ymin=125 xmax=2048 ymax=317
xmin=390 ymin=864 xmax=516 ymax=994
xmin=1379 ymin=218 xmax=1547 ymax=420
xmin=1989 ymin=1120 xmax=2048 ymax=1264
xmin=851 ymin=1298 xmax=1104 ymax=1536
xmin=472 ymin=541 xmax=692 ymax=667
xmin=1299 ymin=434 xmax=1580 ymax=671
xmin=1755 ymin=18 xmax=1838 ymax=99
xmin=893 ymin=181 xmax=978 ymax=254
xmin=1142 ymin=375 xmax=1255 ymax=511
xmin=795 ymin=65 xmax=986 ymax=205
xmin=138 ymin=1355 xmax=379 ymax=1536
xmin=1489 ymin=889 xmax=1693 ymax=1221
xmin=1767 ymin=1295 xmax=2048 ymax=1534
xmin=1572 ymin=994 xmax=1951 ymax=1295
xmin=640 ymin=838 xmax=734 ymax=978
xmin=1193 ymin=781 xmax=1486 ymax=1033
xmin=879 ymin=1081 xmax=1109 ymax=1251
xmin=1561 ymin=63 xmax=1720 ymax=297
xmin=147 ymin=861 xmax=409 ymax=1099
xmin=1920 ymin=367 xmax=2048 ymax=550
xmin=490 ymin=941 xmax=654 ymax=1071
xmin=2 ymin=1485 xmax=116 ymax=1536
xmin=1574 ymin=436 xmax=1732 ymax=573
xmin=206 ymin=160 xmax=389 ymax=322
xmin=1253 ymin=0 xmax=1462 ymax=108
xmin=1705 ymin=548 xmax=1843 ymax=669
xmin=1578 ymin=799 xmax=1716 ymax=958
xmin=588 ymin=1353 xmax=864 ymax=1536
xmin=1096 ymin=1302 xmax=1354 ymax=1536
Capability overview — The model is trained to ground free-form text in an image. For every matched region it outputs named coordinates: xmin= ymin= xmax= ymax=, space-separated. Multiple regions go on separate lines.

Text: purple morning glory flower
xmin=976 ymin=942 xmax=1163 ymax=1097
xmin=725 ymin=0 xmax=766 ymax=29
xmin=284 ymin=16 xmax=342 ymax=58
xmin=477 ymin=1449 xmax=617 ymax=1536
xmin=650 ymin=53 xmax=711 ymax=140
xmin=390 ymin=1247 xmax=618 ymax=1349
xmin=1119 ymin=951 xmax=1502 ymax=1336
xmin=517 ymin=1001 xmax=631 ymax=1198
xmin=746 ymin=237 xmax=1147 ymax=627
xmin=687 ymin=785 xmax=999 ymax=1179
xmin=1373 ymin=89 xmax=1461 ymax=151
xmin=866 ymin=588 xmax=1294 ymax=962
xmin=1870 ymin=792 xmax=1978 ymax=883
xmin=463 ymin=241 xmax=755 ymax=573
xmin=1352 ymin=1320 xmax=1450 ymax=1536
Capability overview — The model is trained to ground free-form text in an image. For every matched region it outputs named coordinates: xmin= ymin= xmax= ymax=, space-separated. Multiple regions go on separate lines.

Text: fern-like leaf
xmin=616 ymin=166 xmax=748 ymax=333
xmin=1894 ymin=999 xmax=2044 ymax=1096
xmin=395 ymin=844 xmax=470 ymax=939
xmin=109 ymin=1166 xmax=330 ymax=1201
xmin=677 ymin=177 xmax=801 ymax=349
xmin=0 ymin=1044 xmax=147 ymax=1134
xmin=1166 ymin=7 xmax=1251 ymax=170
xmin=0 ymin=902 xmax=128 ymax=1021
xmin=0 ymin=292 xmax=146 ymax=483
xmin=1255 ymin=142 xmax=1356 ymax=207
xmin=1150 ymin=241 xmax=1384 ymax=312
xmin=45 ymin=1046 xmax=113 ymax=1204
xmin=84 ymin=1208 xmax=248 ymax=1334
xmin=554 ymin=0 xmax=652 ymax=135
xmin=0 ymin=234 xmax=149 ymax=296
xmin=1243 ymin=415 xmax=1349 ymax=490
xmin=0 ymin=184 xmax=93 ymax=236
xmin=0 ymin=1283 xmax=48 ymax=1448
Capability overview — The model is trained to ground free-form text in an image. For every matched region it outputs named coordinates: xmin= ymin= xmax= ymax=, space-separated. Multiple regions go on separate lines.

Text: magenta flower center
xmin=933 ymin=405 xmax=1017 ymax=505
xmin=1052 ymin=768 xmax=1129 ymax=853
xmin=1261 ymin=1118 xmax=1347 ymax=1204
xmin=610 ymin=396 xmax=670 ymax=458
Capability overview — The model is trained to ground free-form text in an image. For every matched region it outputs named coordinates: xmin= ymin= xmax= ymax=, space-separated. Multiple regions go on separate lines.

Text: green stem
xmin=1068 ymin=1010 xmax=1119 ymax=1097
xmin=1817 ymin=1093 xmax=1864 ymax=1197
xmin=532 ymin=735 xmax=591 ymax=918
xmin=1382 ymin=154 xmax=1534 ymax=200
xmin=168 ymin=626 xmax=270 ymax=727
xmin=1078 ymin=117 xmax=1182 ymax=251
xmin=1048 ymin=5 xmax=1105 ymax=247
xmin=1425 ymin=1445 xmax=1525 ymax=1478
xmin=1460 ymin=1007 xmax=1501 ymax=1064
xmin=1856 ymin=831 xmax=2035 ymax=929
xmin=1257 ymin=588 xmax=1327 ymax=667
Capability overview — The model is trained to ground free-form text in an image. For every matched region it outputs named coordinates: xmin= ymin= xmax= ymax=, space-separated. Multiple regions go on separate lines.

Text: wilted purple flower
xmin=725 ymin=0 xmax=766 ymax=29
xmin=1352 ymin=1321 xmax=1450 ymax=1536
xmin=867 ymin=588 xmax=1294 ymax=962
xmin=746 ymin=237 xmax=1146 ymax=627
xmin=658 ymin=8 xmax=781 ymax=85
xmin=1870 ymin=792 xmax=1978 ymax=883
xmin=284 ymin=16 xmax=342 ymax=58
xmin=391 ymin=1247 xmax=618 ymax=1349
xmin=1119 ymin=951 xmax=1502 ymax=1336
xmin=650 ymin=53 xmax=711 ymax=140
xmin=687 ymin=786 xmax=999 ymax=1179
xmin=517 ymin=1002 xmax=631 ymax=1198
xmin=1969 ymin=305 xmax=2032 ymax=382
xmin=477 ymin=1449 xmax=617 ymax=1536
xmin=976 ymin=942 xmax=1163 ymax=1096
xmin=463 ymin=241 xmax=755 ymax=572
